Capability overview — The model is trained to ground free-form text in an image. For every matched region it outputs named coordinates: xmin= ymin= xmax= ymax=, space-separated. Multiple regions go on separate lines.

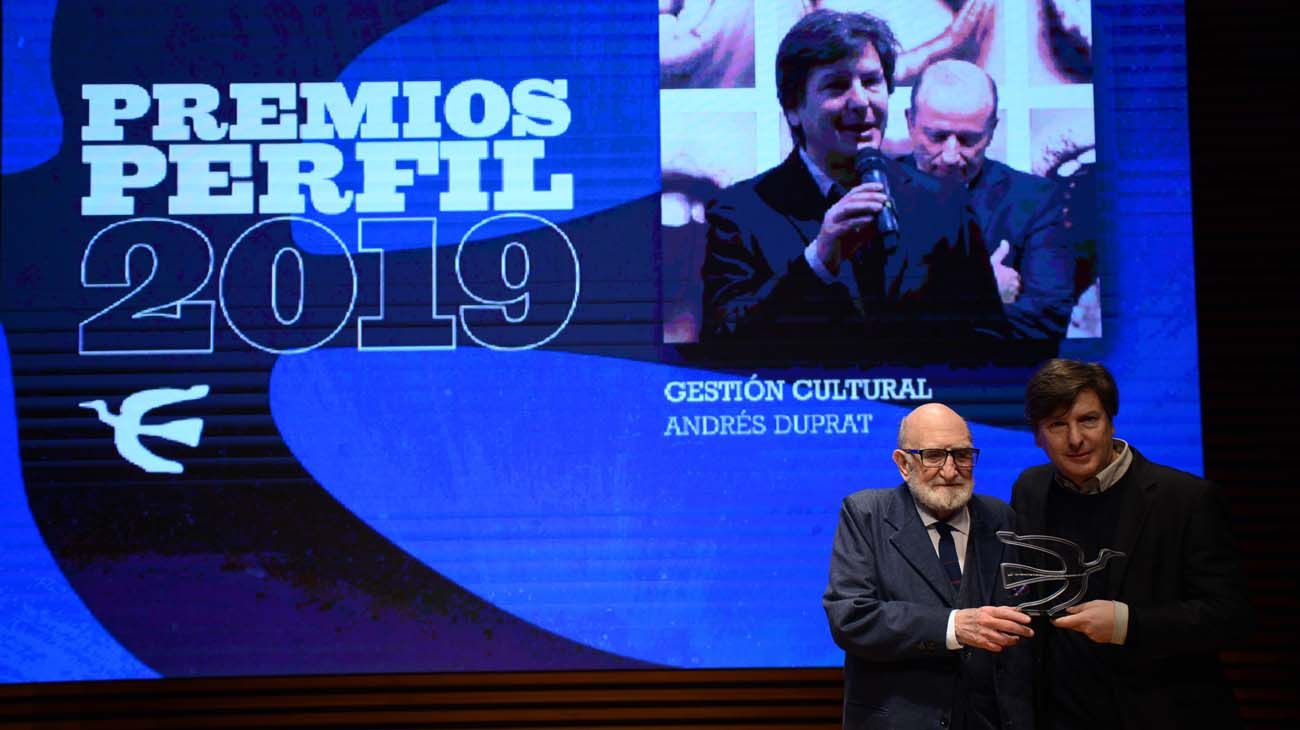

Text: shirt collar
xmin=1054 ymin=438 xmax=1133 ymax=495
xmin=914 ymin=501 xmax=971 ymax=534
xmin=798 ymin=147 xmax=840 ymax=199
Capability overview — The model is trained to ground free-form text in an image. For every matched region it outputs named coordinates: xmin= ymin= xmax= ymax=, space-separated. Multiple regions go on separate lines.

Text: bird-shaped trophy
xmin=995 ymin=531 xmax=1125 ymax=616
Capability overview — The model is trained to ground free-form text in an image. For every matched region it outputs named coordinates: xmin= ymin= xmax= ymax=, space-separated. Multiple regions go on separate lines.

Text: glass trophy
xmin=995 ymin=531 xmax=1125 ymax=616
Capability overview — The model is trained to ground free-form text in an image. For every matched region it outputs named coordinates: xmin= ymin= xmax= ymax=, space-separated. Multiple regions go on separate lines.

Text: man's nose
xmin=939 ymin=455 xmax=960 ymax=479
xmin=940 ymin=136 xmax=962 ymax=164
xmin=1067 ymin=423 xmax=1085 ymax=447
xmin=846 ymin=80 xmax=870 ymax=108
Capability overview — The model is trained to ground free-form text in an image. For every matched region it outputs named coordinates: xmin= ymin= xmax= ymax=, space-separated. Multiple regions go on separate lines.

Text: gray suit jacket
xmin=824 ymin=484 xmax=1031 ymax=730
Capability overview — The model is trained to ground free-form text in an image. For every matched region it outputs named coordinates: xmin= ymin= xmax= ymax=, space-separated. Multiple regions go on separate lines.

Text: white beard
xmin=907 ymin=475 xmax=974 ymax=519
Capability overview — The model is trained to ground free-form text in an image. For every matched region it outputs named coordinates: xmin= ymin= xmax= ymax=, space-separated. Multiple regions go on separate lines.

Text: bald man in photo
xmin=904 ymin=59 xmax=1079 ymax=341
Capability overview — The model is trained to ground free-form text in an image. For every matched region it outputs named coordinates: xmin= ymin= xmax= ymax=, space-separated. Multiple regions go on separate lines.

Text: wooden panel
xmin=1 ymin=668 xmax=844 ymax=729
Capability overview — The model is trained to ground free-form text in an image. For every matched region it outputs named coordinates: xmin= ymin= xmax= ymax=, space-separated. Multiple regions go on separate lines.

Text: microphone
xmin=853 ymin=147 xmax=899 ymax=237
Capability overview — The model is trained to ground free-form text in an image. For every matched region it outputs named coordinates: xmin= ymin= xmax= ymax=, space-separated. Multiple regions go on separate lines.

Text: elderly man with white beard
xmin=823 ymin=403 xmax=1033 ymax=730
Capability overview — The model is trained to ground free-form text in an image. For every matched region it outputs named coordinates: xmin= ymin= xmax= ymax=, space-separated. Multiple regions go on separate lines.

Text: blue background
xmin=0 ymin=0 xmax=1201 ymax=679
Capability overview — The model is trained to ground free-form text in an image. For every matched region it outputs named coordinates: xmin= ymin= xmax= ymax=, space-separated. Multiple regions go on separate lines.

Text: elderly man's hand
xmin=955 ymin=605 xmax=1034 ymax=652
xmin=990 ymin=240 xmax=1021 ymax=303
xmin=1052 ymin=600 xmax=1117 ymax=643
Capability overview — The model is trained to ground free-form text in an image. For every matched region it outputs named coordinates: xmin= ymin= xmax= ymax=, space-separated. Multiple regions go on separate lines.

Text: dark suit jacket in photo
xmin=1010 ymin=447 xmax=1253 ymax=730
xmin=700 ymin=152 xmax=1006 ymax=364
xmin=948 ymin=157 xmax=1074 ymax=340
xmin=824 ymin=484 xmax=1032 ymax=730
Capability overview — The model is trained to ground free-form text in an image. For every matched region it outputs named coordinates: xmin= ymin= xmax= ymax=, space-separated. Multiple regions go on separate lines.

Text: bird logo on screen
xmin=79 ymin=385 xmax=210 ymax=474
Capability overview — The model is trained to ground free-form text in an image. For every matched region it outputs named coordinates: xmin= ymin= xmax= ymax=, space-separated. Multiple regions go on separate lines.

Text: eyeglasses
xmin=902 ymin=448 xmax=980 ymax=468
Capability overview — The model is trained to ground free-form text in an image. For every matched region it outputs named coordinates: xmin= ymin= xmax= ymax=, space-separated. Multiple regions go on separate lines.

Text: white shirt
xmin=915 ymin=502 xmax=970 ymax=574
xmin=914 ymin=502 xmax=969 ymax=650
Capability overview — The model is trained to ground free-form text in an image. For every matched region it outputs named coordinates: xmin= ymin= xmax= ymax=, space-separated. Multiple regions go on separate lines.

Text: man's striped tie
xmin=934 ymin=522 xmax=962 ymax=593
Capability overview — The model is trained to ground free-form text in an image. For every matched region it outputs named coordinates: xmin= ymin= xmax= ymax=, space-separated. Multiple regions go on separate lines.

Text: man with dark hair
xmin=1011 ymin=358 xmax=1252 ymax=729
xmin=903 ymin=59 xmax=1077 ymax=340
xmin=825 ymin=402 xmax=1033 ymax=730
xmin=699 ymin=9 xmax=1005 ymax=361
